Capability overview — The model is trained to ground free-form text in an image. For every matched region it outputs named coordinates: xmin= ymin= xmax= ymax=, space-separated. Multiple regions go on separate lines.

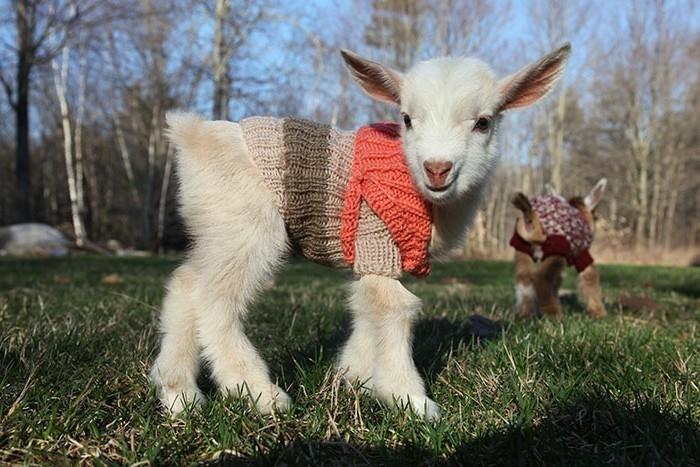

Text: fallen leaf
xmin=101 ymin=273 xmax=125 ymax=285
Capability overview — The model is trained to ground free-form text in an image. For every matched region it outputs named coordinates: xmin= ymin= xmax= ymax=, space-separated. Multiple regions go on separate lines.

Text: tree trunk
xmin=156 ymin=144 xmax=174 ymax=253
xmin=143 ymin=109 xmax=161 ymax=251
xmin=212 ymin=0 xmax=230 ymax=120
xmin=115 ymin=118 xmax=141 ymax=204
xmin=548 ymin=88 xmax=566 ymax=192
xmin=74 ymin=52 xmax=87 ymax=216
xmin=52 ymin=43 xmax=87 ymax=247
xmin=15 ymin=0 xmax=32 ymax=222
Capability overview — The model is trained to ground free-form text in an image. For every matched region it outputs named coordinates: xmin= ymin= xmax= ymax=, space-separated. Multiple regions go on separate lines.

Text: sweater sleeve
xmin=353 ymin=201 xmax=403 ymax=278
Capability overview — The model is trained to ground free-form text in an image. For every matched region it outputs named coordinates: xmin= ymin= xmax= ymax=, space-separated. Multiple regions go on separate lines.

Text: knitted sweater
xmin=510 ymin=195 xmax=594 ymax=272
xmin=240 ymin=117 xmax=432 ymax=278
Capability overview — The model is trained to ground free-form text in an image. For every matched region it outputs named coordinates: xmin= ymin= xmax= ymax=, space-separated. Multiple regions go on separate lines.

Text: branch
xmin=0 ymin=72 xmax=17 ymax=110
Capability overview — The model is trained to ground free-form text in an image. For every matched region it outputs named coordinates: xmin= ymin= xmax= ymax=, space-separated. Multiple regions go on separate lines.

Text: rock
xmin=619 ymin=294 xmax=660 ymax=311
xmin=0 ymin=223 xmax=71 ymax=257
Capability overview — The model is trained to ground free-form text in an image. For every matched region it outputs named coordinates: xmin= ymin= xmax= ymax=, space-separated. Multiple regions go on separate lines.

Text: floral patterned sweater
xmin=510 ymin=195 xmax=594 ymax=272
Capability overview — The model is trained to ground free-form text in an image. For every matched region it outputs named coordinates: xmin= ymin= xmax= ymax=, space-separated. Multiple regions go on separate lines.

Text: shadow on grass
xmin=667 ymin=284 xmax=700 ymax=299
xmin=413 ymin=315 xmax=502 ymax=381
xmin=207 ymin=393 xmax=700 ymax=466
xmin=266 ymin=314 xmax=503 ymax=394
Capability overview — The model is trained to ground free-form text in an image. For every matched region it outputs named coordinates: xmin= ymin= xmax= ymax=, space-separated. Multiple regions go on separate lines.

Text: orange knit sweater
xmin=341 ymin=123 xmax=433 ymax=277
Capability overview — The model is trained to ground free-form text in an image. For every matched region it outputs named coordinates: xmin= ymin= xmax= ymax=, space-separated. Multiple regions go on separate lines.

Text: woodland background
xmin=1 ymin=0 xmax=699 ymax=263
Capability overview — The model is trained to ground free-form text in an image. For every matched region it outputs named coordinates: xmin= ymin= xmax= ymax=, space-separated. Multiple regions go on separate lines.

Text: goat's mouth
xmin=423 ymin=180 xmax=458 ymax=204
xmin=425 ymin=181 xmax=454 ymax=193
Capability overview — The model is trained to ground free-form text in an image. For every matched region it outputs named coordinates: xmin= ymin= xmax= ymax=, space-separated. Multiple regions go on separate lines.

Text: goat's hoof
xmin=397 ymin=395 xmax=442 ymax=421
xmin=588 ymin=305 xmax=607 ymax=319
xmin=149 ymin=365 xmax=204 ymax=417
xmin=254 ymin=384 xmax=292 ymax=415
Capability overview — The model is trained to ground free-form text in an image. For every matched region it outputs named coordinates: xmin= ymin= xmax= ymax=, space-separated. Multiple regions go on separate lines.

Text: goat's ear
xmin=585 ymin=178 xmax=607 ymax=210
xmin=544 ymin=183 xmax=565 ymax=200
xmin=340 ymin=49 xmax=402 ymax=105
xmin=511 ymin=192 xmax=532 ymax=213
xmin=497 ymin=43 xmax=571 ymax=112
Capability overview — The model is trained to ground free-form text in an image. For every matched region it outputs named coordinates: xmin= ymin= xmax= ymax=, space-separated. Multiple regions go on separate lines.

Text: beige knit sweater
xmin=240 ymin=117 xmax=403 ymax=277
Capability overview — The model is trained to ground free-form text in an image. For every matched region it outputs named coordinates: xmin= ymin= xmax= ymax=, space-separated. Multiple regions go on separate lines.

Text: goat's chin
xmin=421 ymin=185 xmax=459 ymax=205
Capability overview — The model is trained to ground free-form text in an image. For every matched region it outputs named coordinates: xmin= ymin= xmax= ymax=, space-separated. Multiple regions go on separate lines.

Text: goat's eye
xmin=402 ymin=113 xmax=412 ymax=129
xmin=473 ymin=116 xmax=491 ymax=133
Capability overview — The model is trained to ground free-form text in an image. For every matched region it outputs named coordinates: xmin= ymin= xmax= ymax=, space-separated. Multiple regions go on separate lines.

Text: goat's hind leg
xmin=190 ymin=194 xmax=291 ymax=414
xmin=150 ymin=265 xmax=204 ymax=415
xmin=578 ymin=264 xmax=606 ymax=318
xmin=168 ymin=115 xmax=291 ymax=414
xmin=195 ymin=285 xmax=291 ymax=414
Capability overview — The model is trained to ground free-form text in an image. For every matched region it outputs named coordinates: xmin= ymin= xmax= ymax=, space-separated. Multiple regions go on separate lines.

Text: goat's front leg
xmin=578 ymin=264 xmax=606 ymax=318
xmin=339 ymin=275 xmax=441 ymax=421
xmin=534 ymin=256 xmax=566 ymax=320
xmin=514 ymin=251 xmax=537 ymax=318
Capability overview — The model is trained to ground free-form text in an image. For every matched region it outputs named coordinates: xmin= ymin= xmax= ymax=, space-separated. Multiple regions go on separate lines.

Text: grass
xmin=1 ymin=256 xmax=699 ymax=465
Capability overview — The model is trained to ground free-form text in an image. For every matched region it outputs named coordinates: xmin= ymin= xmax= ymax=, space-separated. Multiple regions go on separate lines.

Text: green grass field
xmin=1 ymin=257 xmax=699 ymax=465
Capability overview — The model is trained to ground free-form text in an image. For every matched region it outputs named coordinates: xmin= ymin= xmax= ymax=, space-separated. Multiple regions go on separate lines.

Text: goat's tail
xmin=165 ymin=111 xmax=245 ymax=164
xmin=165 ymin=111 xmax=206 ymax=156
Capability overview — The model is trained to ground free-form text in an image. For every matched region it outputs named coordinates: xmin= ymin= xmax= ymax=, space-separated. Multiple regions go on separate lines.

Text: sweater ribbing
xmin=240 ymin=117 xmax=405 ymax=277
xmin=341 ymin=123 xmax=432 ymax=277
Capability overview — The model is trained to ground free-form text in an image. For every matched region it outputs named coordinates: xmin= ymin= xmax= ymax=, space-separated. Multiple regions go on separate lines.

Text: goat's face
xmin=399 ymin=58 xmax=501 ymax=203
xmin=341 ymin=45 xmax=571 ymax=205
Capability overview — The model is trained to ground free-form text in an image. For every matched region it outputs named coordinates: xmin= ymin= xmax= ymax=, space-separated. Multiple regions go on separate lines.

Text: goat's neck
xmin=430 ymin=184 xmax=486 ymax=258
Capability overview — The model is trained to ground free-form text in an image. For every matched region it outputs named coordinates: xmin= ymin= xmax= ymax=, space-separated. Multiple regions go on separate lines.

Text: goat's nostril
xmin=423 ymin=160 xmax=453 ymax=177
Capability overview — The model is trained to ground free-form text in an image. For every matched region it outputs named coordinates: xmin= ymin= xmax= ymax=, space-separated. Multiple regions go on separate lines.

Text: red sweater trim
xmin=510 ymin=230 xmax=594 ymax=273
xmin=341 ymin=123 xmax=433 ymax=277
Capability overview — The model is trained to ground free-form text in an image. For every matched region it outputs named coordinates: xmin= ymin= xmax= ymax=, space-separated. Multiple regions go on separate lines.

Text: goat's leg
xmin=578 ymin=264 xmax=606 ymax=318
xmin=150 ymin=265 xmax=203 ymax=415
xmin=192 ymin=217 xmax=290 ymax=414
xmin=341 ymin=275 xmax=441 ymax=420
xmin=338 ymin=300 xmax=376 ymax=390
xmin=514 ymin=251 xmax=537 ymax=318
xmin=166 ymin=115 xmax=291 ymax=413
xmin=534 ymin=256 xmax=566 ymax=320
xmin=195 ymin=290 xmax=290 ymax=414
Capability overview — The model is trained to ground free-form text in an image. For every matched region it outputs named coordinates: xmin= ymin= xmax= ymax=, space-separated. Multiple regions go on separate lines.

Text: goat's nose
xmin=423 ymin=160 xmax=453 ymax=187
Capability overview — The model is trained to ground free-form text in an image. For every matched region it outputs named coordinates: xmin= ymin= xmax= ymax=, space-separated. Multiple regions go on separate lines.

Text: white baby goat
xmin=150 ymin=44 xmax=571 ymax=421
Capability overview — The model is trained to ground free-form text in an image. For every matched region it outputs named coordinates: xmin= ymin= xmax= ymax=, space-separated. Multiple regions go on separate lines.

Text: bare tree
xmin=50 ymin=7 xmax=87 ymax=246
xmin=212 ymin=0 xmax=230 ymax=119
xmin=0 ymin=1 xmax=107 ymax=222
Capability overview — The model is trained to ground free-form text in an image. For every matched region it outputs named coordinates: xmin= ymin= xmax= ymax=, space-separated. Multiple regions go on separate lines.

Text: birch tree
xmin=50 ymin=12 xmax=87 ymax=246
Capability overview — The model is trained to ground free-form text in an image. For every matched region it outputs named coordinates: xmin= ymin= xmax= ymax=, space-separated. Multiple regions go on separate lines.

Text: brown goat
xmin=510 ymin=180 xmax=607 ymax=320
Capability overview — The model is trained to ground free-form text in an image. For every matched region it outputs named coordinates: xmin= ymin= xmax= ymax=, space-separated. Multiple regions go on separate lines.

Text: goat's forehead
xmin=402 ymin=58 xmax=500 ymax=116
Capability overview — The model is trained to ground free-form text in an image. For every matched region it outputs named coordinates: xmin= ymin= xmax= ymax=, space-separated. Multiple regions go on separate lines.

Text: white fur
xmin=151 ymin=46 xmax=569 ymax=421
xmin=151 ymin=113 xmax=290 ymax=415
xmin=400 ymin=58 xmax=501 ymax=206
xmin=515 ymin=282 xmax=536 ymax=307
xmin=339 ymin=275 xmax=441 ymax=420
